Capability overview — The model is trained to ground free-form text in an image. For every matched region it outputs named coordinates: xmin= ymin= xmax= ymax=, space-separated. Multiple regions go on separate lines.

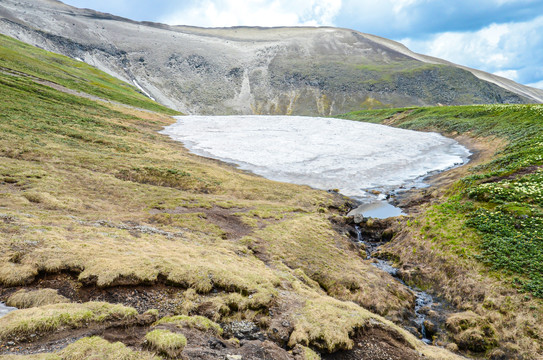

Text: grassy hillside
xmin=340 ymin=105 xmax=543 ymax=296
xmin=339 ymin=105 xmax=543 ymax=358
xmin=0 ymin=35 xmax=462 ymax=359
xmin=0 ymin=34 xmax=177 ymax=115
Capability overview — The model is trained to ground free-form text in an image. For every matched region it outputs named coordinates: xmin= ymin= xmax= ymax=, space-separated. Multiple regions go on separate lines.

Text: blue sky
xmin=63 ymin=0 xmax=543 ymax=89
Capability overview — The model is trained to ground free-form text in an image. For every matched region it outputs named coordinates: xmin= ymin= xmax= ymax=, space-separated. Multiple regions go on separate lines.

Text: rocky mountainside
xmin=1 ymin=0 xmax=542 ymax=115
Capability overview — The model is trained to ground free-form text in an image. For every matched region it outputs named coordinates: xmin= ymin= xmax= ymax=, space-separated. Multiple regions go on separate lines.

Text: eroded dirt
xmin=149 ymin=206 xmax=255 ymax=240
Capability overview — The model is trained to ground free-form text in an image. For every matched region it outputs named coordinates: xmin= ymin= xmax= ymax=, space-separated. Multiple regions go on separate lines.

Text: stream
xmin=355 ymin=225 xmax=436 ymax=344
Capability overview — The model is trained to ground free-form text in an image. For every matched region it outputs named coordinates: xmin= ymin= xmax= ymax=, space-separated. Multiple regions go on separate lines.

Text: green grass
xmin=339 ymin=104 xmax=543 ymax=297
xmin=0 ymin=34 xmax=178 ymax=115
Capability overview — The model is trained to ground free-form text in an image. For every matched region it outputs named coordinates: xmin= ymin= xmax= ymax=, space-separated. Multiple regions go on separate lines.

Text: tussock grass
xmin=446 ymin=312 xmax=498 ymax=352
xmin=154 ymin=314 xmax=223 ymax=335
xmin=288 ymin=289 xmax=373 ymax=351
xmin=6 ymin=289 xmax=70 ymax=309
xmin=145 ymin=329 xmax=187 ymax=358
xmin=245 ymin=214 xmax=414 ymax=318
xmin=287 ymin=284 xmax=465 ymax=359
xmin=0 ymin=302 xmax=137 ymax=341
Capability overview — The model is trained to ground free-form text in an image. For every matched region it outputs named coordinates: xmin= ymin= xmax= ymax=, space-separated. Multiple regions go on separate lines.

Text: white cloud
xmin=493 ymin=69 xmax=519 ymax=81
xmin=400 ymin=15 xmax=543 ymax=85
xmin=392 ymin=0 xmax=422 ymax=14
xmin=160 ymin=0 xmax=342 ymax=28
xmin=527 ymin=80 xmax=543 ymax=89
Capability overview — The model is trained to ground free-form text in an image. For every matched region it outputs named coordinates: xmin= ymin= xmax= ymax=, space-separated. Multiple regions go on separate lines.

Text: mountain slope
xmin=0 ymin=33 xmax=463 ymax=359
xmin=0 ymin=0 xmax=541 ymax=115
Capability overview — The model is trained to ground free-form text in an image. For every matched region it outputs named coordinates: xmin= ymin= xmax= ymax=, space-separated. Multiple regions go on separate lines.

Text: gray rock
xmin=353 ymin=214 xmax=365 ymax=224
xmin=223 ymin=321 xmax=262 ymax=340
xmin=226 ymin=356 xmax=242 ymax=360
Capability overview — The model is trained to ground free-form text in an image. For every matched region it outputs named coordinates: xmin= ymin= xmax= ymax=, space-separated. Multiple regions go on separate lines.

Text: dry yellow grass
xmin=154 ymin=315 xmax=223 ymax=335
xmin=244 ymin=214 xmax=414 ymax=319
xmin=285 ymin=282 xmax=466 ymax=359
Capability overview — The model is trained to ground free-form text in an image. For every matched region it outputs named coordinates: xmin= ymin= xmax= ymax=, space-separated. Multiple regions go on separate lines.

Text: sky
xmin=63 ymin=0 xmax=543 ymax=89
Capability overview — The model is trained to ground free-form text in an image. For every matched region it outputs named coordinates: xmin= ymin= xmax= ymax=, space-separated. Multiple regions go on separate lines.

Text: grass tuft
xmin=154 ymin=314 xmax=223 ymax=335
xmin=144 ymin=329 xmax=187 ymax=358
xmin=6 ymin=289 xmax=70 ymax=309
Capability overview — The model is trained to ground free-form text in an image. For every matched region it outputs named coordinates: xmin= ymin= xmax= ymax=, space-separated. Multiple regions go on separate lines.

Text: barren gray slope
xmin=0 ymin=0 xmax=541 ymax=115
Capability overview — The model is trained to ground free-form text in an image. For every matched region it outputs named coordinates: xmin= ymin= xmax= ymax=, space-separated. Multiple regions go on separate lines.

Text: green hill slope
xmin=339 ymin=105 xmax=543 ymax=358
xmin=0 ymin=34 xmax=177 ymax=115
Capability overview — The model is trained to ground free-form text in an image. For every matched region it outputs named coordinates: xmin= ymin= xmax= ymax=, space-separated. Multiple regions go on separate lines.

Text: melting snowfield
xmin=162 ymin=116 xmax=470 ymax=213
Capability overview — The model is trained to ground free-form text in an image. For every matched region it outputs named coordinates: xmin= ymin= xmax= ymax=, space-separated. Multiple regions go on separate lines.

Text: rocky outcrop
xmin=0 ymin=0 xmax=541 ymax=115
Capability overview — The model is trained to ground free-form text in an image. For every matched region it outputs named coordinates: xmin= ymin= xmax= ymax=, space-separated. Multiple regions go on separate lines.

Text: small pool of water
xmin=348 ymin=201 xmax=404 ymax=219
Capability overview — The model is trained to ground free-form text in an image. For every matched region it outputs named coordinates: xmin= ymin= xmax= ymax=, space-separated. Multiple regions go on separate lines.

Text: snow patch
xmin=161 ymin=115 xmax=470 ymax=200
xmin=132 ymin=80 xmax=155 ymax=101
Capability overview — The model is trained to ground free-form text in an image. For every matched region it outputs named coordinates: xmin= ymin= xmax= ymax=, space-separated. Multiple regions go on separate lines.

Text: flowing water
xmin=354 ymin=226 xmax=435 ymax=344
xmin=0 ymin=302 xmax=16 ymax=318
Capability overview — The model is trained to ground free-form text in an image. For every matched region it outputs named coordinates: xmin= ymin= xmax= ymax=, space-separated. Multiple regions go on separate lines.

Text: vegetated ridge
xmin=0 ymin=34 xmax=462 ymax=359
xmin=339 ymin=105 xmax=543 ymax=359
xmin=0 ymin=0 xmax=542 ymax=116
